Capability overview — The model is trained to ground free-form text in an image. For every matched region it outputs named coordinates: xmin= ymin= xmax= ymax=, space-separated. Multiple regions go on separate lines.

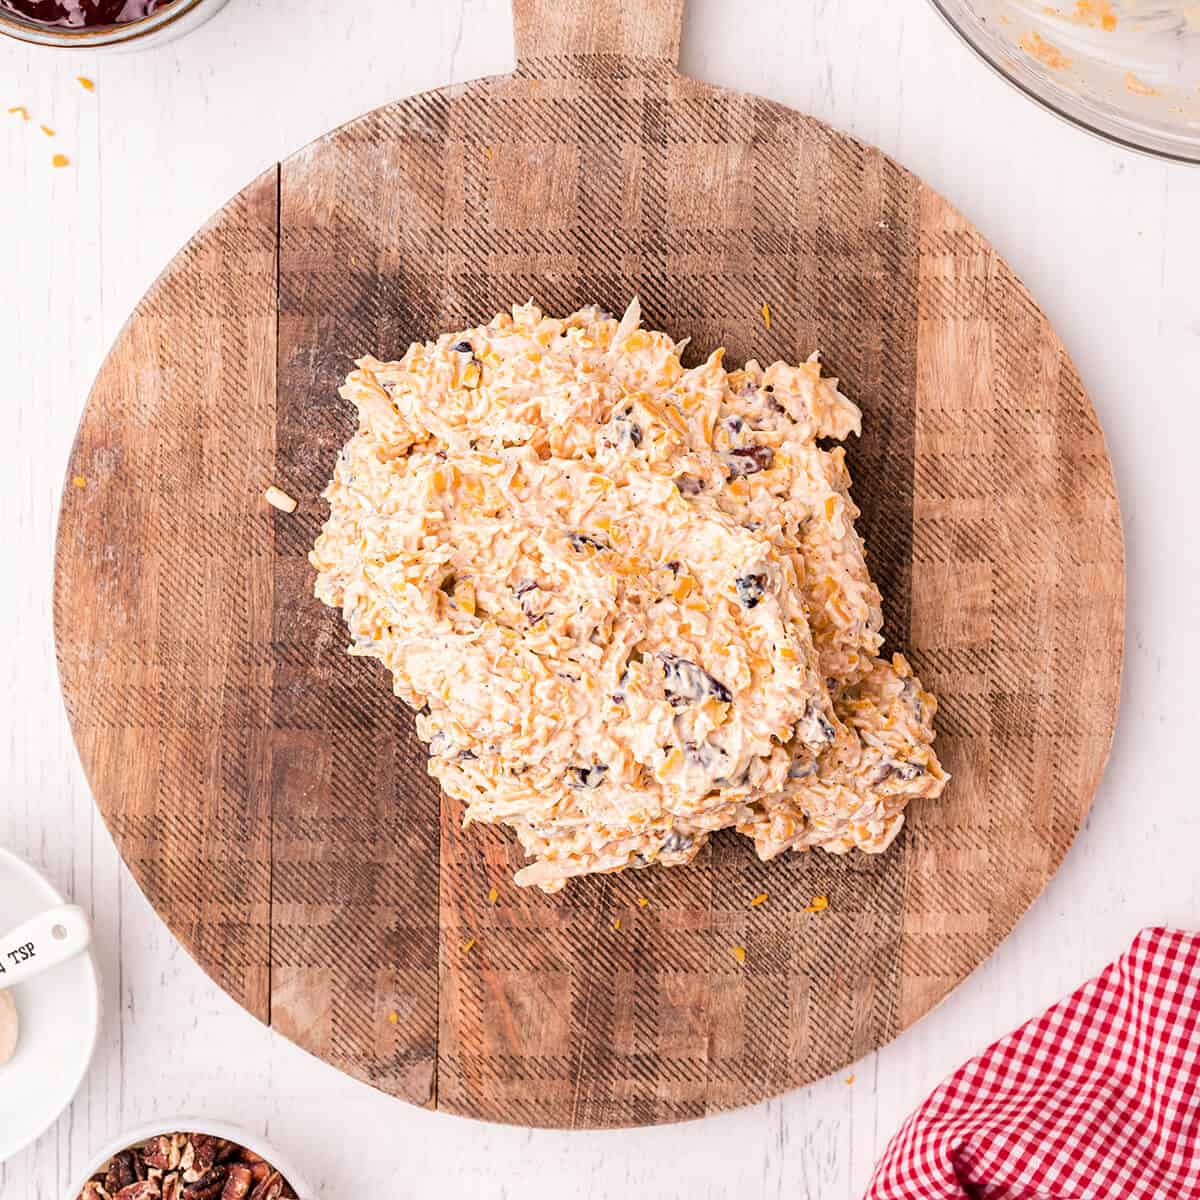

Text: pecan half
xmin=220 ymin=1165 xmax=253 ymax=1200
xmin=143 ymin=1137 xmax=177 ymax=1172
xmin=181 ymin=1165 xmax=228 ymax=1200
xmin=192 ymin=1135 xmax=236 ymax=1174
xmin=114 ymin=1184 xmax=160 ymax=1200
xmin=105 ymin=1152 xmax=138 ymax=1194
xmin=248 ymin=1172 xmax=283 ymax=1200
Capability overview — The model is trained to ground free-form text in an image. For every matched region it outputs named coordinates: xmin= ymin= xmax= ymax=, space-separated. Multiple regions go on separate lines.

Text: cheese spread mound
xmin=311 ymin=301 xmax=947 ymax=891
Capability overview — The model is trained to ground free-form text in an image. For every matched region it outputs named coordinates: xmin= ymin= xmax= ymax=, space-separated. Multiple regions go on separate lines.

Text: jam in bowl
xmin=0 ymin=0 xmax=226 ymax=47
xmin=0 ymin=0 xmax=171 ymax=26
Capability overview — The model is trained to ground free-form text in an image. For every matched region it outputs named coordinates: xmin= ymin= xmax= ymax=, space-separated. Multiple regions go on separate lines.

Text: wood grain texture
xmin=55 ymin=165 xmax=279 ymax=1024
xmin=52 ymin=0 xmax=1124 ymax=1129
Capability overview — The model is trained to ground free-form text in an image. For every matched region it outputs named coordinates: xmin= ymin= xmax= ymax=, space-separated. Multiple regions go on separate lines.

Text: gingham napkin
xmin=867 ymin=928 xmax=1200 ymax=1199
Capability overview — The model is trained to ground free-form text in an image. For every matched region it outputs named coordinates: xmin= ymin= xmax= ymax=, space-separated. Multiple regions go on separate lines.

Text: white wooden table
xmin=1 ymin=1 xmax=1196 ymax=1195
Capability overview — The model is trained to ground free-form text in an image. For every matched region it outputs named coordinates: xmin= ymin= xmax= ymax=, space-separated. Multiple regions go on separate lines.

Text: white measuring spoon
xmin=0 ymin=904 xmax=91 ymax=1067
xmin=0 ymin=904 xmax=91 ymax=991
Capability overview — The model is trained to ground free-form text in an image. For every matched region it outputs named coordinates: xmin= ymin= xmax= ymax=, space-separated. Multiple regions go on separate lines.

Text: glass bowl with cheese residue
xmin=928 ymin=0 xmax=1200 ymax=163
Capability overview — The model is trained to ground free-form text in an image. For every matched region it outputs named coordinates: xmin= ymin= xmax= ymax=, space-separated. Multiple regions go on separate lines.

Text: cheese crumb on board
xmin=264 ymin=485 xmax=298 ymax=513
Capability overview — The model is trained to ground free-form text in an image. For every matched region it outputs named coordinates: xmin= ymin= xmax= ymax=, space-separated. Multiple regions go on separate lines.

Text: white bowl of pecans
xmin=68 ymin=1120 xmax=316 ymax=1200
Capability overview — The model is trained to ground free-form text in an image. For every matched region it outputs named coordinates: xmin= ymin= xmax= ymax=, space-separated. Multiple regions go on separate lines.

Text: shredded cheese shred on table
xmin=311 ymin=301 xmax=947 ymax=892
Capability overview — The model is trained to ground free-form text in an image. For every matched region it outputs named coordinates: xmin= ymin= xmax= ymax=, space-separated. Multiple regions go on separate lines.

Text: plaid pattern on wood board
xmin=54 ymin=0 xmax=1123 ymax=1128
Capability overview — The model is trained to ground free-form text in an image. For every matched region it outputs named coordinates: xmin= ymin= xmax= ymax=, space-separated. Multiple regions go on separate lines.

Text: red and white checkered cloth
xmin=868 ymin=927 xmax=1200 ymax=1199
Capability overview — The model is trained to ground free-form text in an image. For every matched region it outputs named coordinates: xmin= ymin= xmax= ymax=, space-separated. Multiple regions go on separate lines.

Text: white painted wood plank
xmin=1 ymin=1 xmax=1197 ymax=1196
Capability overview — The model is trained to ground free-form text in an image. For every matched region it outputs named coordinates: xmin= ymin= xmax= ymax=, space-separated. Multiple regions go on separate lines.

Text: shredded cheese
xmin=311 ymin=302 xmax=947 ymax=892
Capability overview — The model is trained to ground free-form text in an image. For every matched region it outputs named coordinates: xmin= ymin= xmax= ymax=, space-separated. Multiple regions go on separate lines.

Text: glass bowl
xmin=928 ymin=0 xmax=1200 ymax=163
xmin=0 ymin=0 xmax=228 ymax=50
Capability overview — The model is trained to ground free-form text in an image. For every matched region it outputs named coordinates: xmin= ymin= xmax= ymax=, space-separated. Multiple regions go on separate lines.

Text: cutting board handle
xmin=512 ymin=0 xmax=685 ymax=67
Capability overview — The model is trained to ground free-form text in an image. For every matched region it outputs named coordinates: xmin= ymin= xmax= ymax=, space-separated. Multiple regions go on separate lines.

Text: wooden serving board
xmin=54 ymin=0 xmax=1124 ymax=1128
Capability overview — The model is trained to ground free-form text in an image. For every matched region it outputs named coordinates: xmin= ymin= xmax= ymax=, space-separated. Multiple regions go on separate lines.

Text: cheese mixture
xmin=311 ymin=301 xmax=947 ymax=892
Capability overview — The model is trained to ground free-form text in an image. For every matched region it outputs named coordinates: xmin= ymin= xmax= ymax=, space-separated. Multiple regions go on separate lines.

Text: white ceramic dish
xmin=0 ymin=0 xmax=229 ymax=51
xmin=66 ymin=1118 xmax=319 ymax=1200
xmin=0 ymin=845 xmax=101 ymax=1164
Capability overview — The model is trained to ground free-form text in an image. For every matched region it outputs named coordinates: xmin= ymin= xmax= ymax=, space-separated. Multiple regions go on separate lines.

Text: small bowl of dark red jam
xmin=0 ymin=0 xmax=228 ymax=49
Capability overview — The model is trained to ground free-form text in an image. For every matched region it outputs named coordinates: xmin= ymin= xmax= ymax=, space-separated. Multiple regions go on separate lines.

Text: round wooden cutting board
xmin=54 ymin=0 xmax=1124 ymax=1129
